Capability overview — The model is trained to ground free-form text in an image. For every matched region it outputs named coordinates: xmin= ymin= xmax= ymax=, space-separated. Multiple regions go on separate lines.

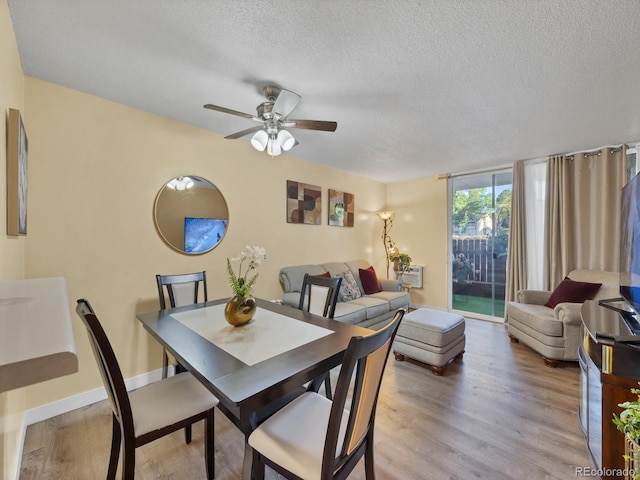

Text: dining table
xmin=137 ymin=297 xmax=371 ymax=479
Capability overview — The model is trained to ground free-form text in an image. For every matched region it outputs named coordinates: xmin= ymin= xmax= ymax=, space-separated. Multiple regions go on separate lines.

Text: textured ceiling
xmin=7 ymin=0 xmax=640 ymax=183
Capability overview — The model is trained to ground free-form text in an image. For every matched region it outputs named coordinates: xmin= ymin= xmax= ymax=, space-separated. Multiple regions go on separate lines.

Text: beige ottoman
xmin=393 ymin=308 xmax=465 ymax=375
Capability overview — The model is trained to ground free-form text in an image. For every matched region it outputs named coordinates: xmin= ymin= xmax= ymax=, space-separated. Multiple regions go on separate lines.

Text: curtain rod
xmin=560 ymin=143 xmax=627 ymax=158
xmin=439 ymin=162 xmax=512 ymax=180
xmin=439 ymin=141 xmax=639 ymax=179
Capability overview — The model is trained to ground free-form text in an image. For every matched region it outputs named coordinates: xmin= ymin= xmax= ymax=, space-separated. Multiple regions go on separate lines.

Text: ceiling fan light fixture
xmin=167 ymin=176 xmax=194 ymax=190
xmin=277 ymin=130 xmax=295 ymax=151
xmin=250 ymin=130 xmax=268 ymax=151
xmin=204 ymin=85 xmax=337 ymax=156
xmin=267 ymin=137 xmax=282 ymax=156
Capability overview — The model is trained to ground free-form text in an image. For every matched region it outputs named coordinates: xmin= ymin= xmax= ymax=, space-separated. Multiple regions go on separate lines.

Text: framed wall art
xmin=328 ymin=189 xmax=354 ymax=227
xmin=286 ymin=180 xmax=321 ymax=224
xmin=7 ymin=108 xmax=28 ymax=236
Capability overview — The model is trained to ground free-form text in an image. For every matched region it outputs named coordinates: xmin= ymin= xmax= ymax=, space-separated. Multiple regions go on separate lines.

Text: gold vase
xmin=224 ymin=295 xmax=257 ymax=326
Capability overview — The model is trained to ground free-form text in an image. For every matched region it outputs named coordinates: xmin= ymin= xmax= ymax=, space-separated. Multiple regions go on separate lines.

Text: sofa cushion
xmin=506 ymin=302 xmax=563 ymax=337
xmin=507 ymin=318 xmax=566 ymax=348
xmin=544 ymin=277 xmax=602 ymax=308
xmin=337 ymin=270 xmax=362 ymax=301
xmin=347 ymin=296 xmax=389 ymax=319
xmin=333 ymin=302 xmax=367 ymax=325
xmin=568 ymin=270 xmax=619 ymax=300
xmin=369 ymin=291 xmax=410 ymax=310
xmin=345 ymin=260 xmax=371 ymax=291
xmin=359 ymin=266 xmax=382 ymax=294
xmin=320 ymin=262 xmax=350 ymax=277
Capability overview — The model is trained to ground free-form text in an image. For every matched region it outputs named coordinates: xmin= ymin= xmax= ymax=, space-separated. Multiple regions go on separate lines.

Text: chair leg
xmin=252 ymin=448 xmax=265 ymax=480
xmin=324 ymin=373 xmax=333 ymax=400
xmin=364 ymin=431 xmax=376 ymax=479
xmin=107 ymin=415 xmax=121 ymax=480
xmin=204 ymin=409 xmax=215 ymax=480
xmin=185 ymin=424 xmax=192 ymax=444
xmin=364 ymin=446 xmax=376 ymax=479
xmin=122 ymin=435 xmax=136 ymax=480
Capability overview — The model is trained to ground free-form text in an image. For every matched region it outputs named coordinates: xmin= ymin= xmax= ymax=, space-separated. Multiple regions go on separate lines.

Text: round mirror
xmin=154 ymin=176 xmax=229 ymax=255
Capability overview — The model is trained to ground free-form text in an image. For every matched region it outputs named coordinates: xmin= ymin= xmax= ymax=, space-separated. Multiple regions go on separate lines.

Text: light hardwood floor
xmin=20 ymin=318 xmax=592 ymax=479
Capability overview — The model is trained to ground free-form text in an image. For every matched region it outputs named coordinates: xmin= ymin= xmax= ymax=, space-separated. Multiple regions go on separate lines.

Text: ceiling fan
xmin=204 ymin=86 xmax=337 ymax=156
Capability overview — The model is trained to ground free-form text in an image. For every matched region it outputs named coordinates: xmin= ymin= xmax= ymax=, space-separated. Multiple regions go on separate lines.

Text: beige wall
xmin=1 ymin=0 xmax=28 ymax=476
xmin=386 ymin=177 xmax=449 ymax=309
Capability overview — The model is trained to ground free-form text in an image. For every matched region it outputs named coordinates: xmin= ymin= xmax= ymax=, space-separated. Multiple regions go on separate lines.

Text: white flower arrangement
xmin=227 ymin=245 xmax=267 ymax=298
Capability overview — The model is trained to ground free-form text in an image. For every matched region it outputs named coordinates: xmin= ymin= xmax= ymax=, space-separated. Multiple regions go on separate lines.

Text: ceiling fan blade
xmin=288 ymin=120 xmax=337 ymax=132
xmin=204 ymin=104 xmax=255 ymax=120
xmin=272 ymin=89 xmax=301 ymax=118
xmin=224 ymin=126 xmax=263 ymax=139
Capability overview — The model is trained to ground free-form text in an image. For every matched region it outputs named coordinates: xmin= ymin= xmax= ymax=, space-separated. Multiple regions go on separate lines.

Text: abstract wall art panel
xmin=287 ymin=180 xmax=321 ymax=224
xmin=328 ymin=189 xmax=354 ymax=227
xmin=7 ymin=109 xmax=28 ymax=236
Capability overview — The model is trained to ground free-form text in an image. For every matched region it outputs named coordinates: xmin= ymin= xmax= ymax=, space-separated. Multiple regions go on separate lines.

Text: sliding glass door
xmin=450 ymin=170 xmax=512 ymax=319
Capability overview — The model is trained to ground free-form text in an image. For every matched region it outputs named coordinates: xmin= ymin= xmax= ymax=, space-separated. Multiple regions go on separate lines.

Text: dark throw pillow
xmin=544 ymin=276 xmax=603 ymax=308
xmin=359 ymin=266 xmax=382 ymax=294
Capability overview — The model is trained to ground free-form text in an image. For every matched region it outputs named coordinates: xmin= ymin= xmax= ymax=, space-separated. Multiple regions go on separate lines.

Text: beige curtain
xmin=505 ymin=160 xmax=527 ymax=307
xmin=544 ymin=146 xmax=626 ymax=289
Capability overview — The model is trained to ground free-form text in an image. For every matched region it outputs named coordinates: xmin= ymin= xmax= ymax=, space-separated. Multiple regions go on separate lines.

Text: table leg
xmin=242 ymin=440 xmax=253 ymax=480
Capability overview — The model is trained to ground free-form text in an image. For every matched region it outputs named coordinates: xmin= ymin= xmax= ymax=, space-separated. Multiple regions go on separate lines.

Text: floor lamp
xmin=376 ymin=211 xmax=396 ymax=278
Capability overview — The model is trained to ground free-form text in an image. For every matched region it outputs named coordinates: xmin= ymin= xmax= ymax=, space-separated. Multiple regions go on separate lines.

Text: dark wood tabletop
xmin=137 ymin=298 xmax=370 ymax=434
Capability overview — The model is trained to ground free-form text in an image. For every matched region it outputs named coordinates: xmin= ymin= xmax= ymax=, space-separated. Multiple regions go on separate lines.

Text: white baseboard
xmin=10 ymin=411 xmax=26 ymax=480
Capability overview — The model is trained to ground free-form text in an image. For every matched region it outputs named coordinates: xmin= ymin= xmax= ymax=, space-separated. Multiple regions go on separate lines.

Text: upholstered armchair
xmin=506 ymin=270 xmax=619 ymax=366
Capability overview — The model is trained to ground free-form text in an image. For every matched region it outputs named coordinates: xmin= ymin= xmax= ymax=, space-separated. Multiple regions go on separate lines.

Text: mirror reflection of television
xmin=184 ymin=217 xmax=227 ymax=254
xmin=620 ymin=172 xmax=640 ymax=315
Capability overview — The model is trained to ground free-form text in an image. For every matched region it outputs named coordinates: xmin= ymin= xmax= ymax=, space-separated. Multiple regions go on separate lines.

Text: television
xmin=619 ymin=172 xmax=640 ymax=315
xmin=184 ymin=217 xmax=227 ymax=254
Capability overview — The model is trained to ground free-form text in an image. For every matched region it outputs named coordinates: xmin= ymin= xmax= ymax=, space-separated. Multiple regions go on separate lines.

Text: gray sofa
xmin=279 ymin=259 xmax=409 ymax=330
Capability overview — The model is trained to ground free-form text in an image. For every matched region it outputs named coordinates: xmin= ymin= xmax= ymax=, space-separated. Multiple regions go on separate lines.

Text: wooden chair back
xmin=322 ymin=308 xmax=404 ymax=478
xmin=298 ymin=273 xmax=343 ymax=319
xmin=156 ymin=271 xmax=208 ymax=310
xmin=76 ymin=299 xmax=134 ymax=437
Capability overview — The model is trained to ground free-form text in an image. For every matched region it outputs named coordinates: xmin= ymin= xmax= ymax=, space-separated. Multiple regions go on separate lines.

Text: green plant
xmin=614 ymin=384 xmax=640 ymax=442
xmin=389 ymin=251 xmax=412 ymax=271
xmin=227 ymin=245 xmax=266 ymax=298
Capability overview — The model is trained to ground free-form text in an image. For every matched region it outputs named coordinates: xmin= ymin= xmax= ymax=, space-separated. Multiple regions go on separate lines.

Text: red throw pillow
xmin=315 ymin=272 xmax=331 ymax=278
xmin=359 ymin=266 xmax=382 ymax=294
xmin=544 ymin=276 xmax=603 ymax=308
